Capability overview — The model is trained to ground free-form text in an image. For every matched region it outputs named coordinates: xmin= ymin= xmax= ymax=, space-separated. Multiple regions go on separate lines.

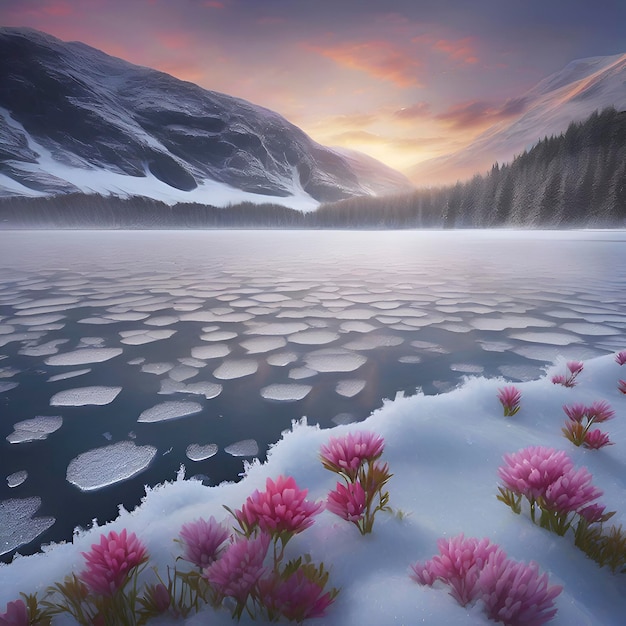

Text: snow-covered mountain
xmin=411 ymin=53 xmax=626 ymax=185
xmin=0 ymin=28 xmax=412 ymax=211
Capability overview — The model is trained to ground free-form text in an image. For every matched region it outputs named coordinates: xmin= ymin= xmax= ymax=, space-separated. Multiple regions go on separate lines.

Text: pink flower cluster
xmin=411 ymin=534 xmax=562 ymax=625
xmin=321 ymin=431 xmax=392 ymax=534
xmin=498 ymin=446 xmax=606 ymax=536
xmin=551 ymin=360 xmax=584 ymax=387
xmin=179 ymin=477 xmax=337 ymax=622
xmin=497 ymin=385 xmax=522 ymax=416
xmin=615 ymin=350 xmax=626 ymax=366
xmin=562 ymin=400 xmax=615 ymax=449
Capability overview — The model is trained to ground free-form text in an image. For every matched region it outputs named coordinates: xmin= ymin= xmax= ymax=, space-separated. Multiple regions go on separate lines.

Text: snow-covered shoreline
xmin=2 ymin=353 xmax=625 ymax=624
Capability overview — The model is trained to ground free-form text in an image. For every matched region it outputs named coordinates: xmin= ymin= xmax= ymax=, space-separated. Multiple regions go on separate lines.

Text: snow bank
xmin=1 ymin=354 xmax=625 ymax=625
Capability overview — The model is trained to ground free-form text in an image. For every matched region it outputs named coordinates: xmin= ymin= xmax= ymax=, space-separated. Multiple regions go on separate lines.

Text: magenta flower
xmin=179 ymin=516 xmax=230 ymax=568
xmin=80 ymin=529 xmax=148 ymax=596
xmin=234 ymin=476 xmax=323 ymax=539
xmin=583 ymin=429 xmax=613 ymax=450
xmin=498 ymin=446 xmax=573 ymax=501
xmin=204 ymin=533 xmax=270 ymax=603
xmin=0 ymin=599 xmax=28 ymax=626
xmin=497 ymin=385 xmax=522 ymax=416
xmin=579 ymin=503 xmax=609 ymax=524
xmin=567 ymin=360 xmax=584 ymax=375
xmin=478 ymin=553 xmax=562 ymax=626
xmin=586 ymin=400 xmax=615 ymax=423
xmin=551 ymin=374 xmax=566 ymax=385
xmin=619 ymin=380 xmax=626 ymax=394
xmin=410 ymin=535 xmax=502 ymax=606
xmin=326 ymin=480 xmax=366 ymax=523
xmin=543 ymin=466 xmax=603 ymax=515
xmin=259 ymin=569 xmax=336 ymax=622
xmin=562 ymin=403 xmax=587 ymax=423
xmin=615 ymin=350 xmax=626 ymax=366
xmin=320 ymin=431 xmax=384 ymax=478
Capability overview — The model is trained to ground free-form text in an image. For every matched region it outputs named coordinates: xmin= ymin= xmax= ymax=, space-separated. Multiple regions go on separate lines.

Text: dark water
xmin=1 ymin=229 xmax=625 ymax=561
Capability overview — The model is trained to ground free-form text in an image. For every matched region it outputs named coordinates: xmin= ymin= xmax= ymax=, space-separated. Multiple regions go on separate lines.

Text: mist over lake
xmin=1 ymin=229 xmax=625 ymax=560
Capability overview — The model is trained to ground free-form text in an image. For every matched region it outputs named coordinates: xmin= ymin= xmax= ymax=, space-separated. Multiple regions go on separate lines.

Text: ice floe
xmin=288 ymin=367 xmax=317 ymax=380
xmin=560 ymin=322 xmax=622 ymax=336
xmin=141 ymin=362 xmax=175 ymax=375
xmin=6 ymin=470 xmax=28 ymax=488
xmin=18 ymin=339 xmax=69 ymax=357
xmin=0 ymin=381 xmax=19 ymax=393
xmin=244 ymin=322 xmax=309 ymax=335
xmin=191 ymin=344 xmax=231 ymax=360
xmin=339 ymin=321 xmax=378 ymax=333
xmin=240 ymin=336 xmax=287 ymax=354
xmin=199 ymin=330 xmax=238 ymax=342
xmin=260 ymin=384 xmax=312 ymax=401
xmin=266 ymin=352 xmax=298 ymax=367
xmin=224 ymin=439 xmax=259 ymax=457
xmin=50 ymin=386 xmax=122 ymax=406
xmin=304 ymin=348 xmax=367 ymax=373
xmin=0 ymin=497 xmax=55 ymax=556
xmin=508 ymin=331 xmax=583 ymax=345
xmin=168 ymin=365 xmax=199 ymax=382
xmin=119 ymin=329 xmax=176 ymax=345
xmin=450 ymin=363 xmax=485 ymax=374
xmin=45 ymin=348 xmax=123 ymax=366
xmin=66 ymin=441 xmax=157 ymax=491
xmin=137 ymin=401 xmax=203 ymax=423
xmin=186 ymin=443 xmax=219 ymax=462
xmin=336 ymin=379 xmax=366 ymax=397
xmin=288 ymin=330 xmax=340 ymax=345
xmin=6 ymin=416 xmax=63 ymax=444
xmin=470 ymin=315 xmax=555 ymax=331
xmin=213 ymin=359 xmax=258 ymax=380
xmin=158 ymin=380 xmax=222 ymax=399
xmin=343 ymin=335 xmax=403 ymax=351
xmin=144 ymin=315 xmax=179 ymax=326
xmin=47 ymin=368 xmax=91 ymax=382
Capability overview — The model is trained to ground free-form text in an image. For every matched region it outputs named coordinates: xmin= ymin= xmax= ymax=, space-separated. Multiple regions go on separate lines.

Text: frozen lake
xmin=1 ymin=229 xmax=625 ymax=560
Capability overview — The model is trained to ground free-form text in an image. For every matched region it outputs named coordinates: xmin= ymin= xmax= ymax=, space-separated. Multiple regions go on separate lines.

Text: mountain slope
xmin=0 ymin=28 xmax=412 ymax=210
xmin=411 ymin=53 xmax=626 ymax=185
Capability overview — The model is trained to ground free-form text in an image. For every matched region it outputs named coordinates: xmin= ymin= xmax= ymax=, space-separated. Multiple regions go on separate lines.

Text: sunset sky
xmin=3 ymin=0 xmax=626 ymax=182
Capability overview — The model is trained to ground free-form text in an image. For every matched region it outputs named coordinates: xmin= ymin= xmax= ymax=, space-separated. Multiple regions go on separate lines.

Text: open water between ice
xmin=1 ymin=229 xmax=625 ymax=560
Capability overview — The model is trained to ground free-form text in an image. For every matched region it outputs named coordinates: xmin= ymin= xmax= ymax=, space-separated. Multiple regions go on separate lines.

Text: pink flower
xmin=320 ymin=431 xmax=384 ymax=478
xmin=579 ymin=503 xmax=609 ymax=524
xmin=80 ymin=529 xmax=148 ymax=596
xmin=619 ymin=380 xmax=626 ymax=394
xmin=478 ymin=553 xmax=562 ymax=626
xmin=586 ymin=400 xmax=615 ymax=423
xmin=0 ymin=599 xmax=28 ymax=626
xmin=615 ymin=350 xmax=626 ymax=366
xmin=498 ymin=446 xmax=573 ymax=501
xmin=179 ymin=516 xmax=230 ymax=568
xmin=234 ymin=476 xmax=323 ymax=538
xmin=583 ymin=429 xmax=613 ymax=450
xmin=410 ymin=535 xmax=502 ymax=606
xmin=326 ymin=481 xmax=366 ymax=522
xmin=543 ymin=466 xmax=603 ymax=514
xmin=551 ymin=374 xmax=566 ymax=386
xmin=562 ymin=403 xmax=587 ymax=423
xmin=567 ymin=361 xmax=584 ymax=375
xmin=259 ymin=569 xmax=336 ymax=621
xmin=204 ymin=533 xmax=270 ymax=603
xmin=497 ymin=386 xmax=522 ymax=416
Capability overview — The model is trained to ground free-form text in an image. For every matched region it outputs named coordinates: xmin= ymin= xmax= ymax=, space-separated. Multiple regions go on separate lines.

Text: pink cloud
xmin=308 ymin=40 xmax=423 ymax=88
xmin=434 ymin=37 xmax=479 ymax=64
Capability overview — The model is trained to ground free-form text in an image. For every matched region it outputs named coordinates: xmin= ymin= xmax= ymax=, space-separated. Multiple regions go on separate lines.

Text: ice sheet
xmin=260 ymin=384 xmax=312 ymax=401
xmin=6 ymin=416 xmax=63 ymax=444
xmin=186 ymin=443 xmax=219 ymax=462
xmin=45 ymin=348 xmax=123 ymax=366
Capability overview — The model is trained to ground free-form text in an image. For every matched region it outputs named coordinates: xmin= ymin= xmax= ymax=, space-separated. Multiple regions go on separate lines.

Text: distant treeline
xmin=2 ymin=107 xmax=625 ymax=229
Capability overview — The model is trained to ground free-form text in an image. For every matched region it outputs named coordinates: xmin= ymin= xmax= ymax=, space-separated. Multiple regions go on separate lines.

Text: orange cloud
xmin=436 ymin=97 xmax=528 ymax=130
xmin=434 ymin=37 xmax=479 ymax=64
xmin=309 ymin=40 xmax=423 ymax=88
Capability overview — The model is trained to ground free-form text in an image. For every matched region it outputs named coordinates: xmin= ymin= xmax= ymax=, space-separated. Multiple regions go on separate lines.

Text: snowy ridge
xmin=1 ymin=353 xmax=624 ymax=624
xmin=411 ymin=53 xmax=626 ymax=185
